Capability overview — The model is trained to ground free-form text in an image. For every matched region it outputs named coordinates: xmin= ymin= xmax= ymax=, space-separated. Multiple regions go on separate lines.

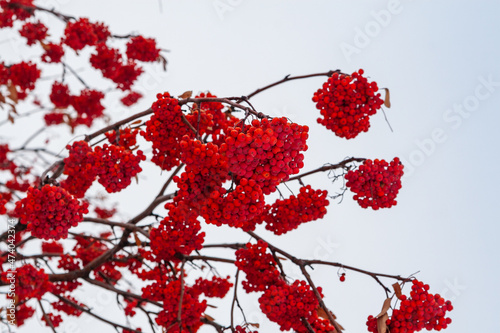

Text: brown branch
xmin=51 ymin=293 xmax=142 ymax=332
xmin=83 ymin=277 xmax=162 ymax=307
xmin=82 ymin=218 xmax=149 ymax=238
xmin=242 ymin=70 xmax=342 ymax=101
xmin=286 ymin=157 xmax=366 ymax=183
xmin=38 ymin=299 xmax=57 ymax=333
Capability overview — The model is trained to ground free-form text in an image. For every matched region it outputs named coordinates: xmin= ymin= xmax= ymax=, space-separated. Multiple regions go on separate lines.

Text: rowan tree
xmin=0 ymin=1 xmax=452 ymax=333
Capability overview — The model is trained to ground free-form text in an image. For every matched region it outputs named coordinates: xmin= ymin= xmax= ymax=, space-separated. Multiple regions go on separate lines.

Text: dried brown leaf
xmin=377 ymin=313 xmax=389 ymax=333
xmin=317 ymin=307 xmax=329 ymax=320
xmin=383 ymin=88 xmax=391 ymax=108
xmin=0 ymin=92 xmax=5 ymax=103
xmin=7 ymin=84 xmax=18 ymax=104
xmin=134 ymin=232 xmax=142 ymax=247
xmin=376 ymin=298 xmax=391 ymax=318
xmin=249 ymin=323 xmax=260 ymax=328
xmin=178 ymin=90 xmax=193 ymax=99
xmin=392 ymin=282 xmax=402 ymax=299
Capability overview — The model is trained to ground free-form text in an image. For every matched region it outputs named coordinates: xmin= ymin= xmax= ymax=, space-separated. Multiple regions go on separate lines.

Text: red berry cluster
xmin=69 ymin=88 xmax=105 ymax=127
xmin=94 ymin=206 xmax=117 ymax=219
xmin=42 ymin=313 xmax=63 ymax=327
xmin=121 ymin=91 xmax=143 ymax=106
xmin=1 ymin=264 xmax=52 ymax=302
xmin=41 ymin=241 xmax=64 ymax=254
xmin=19 ymin=21 xmax=47 ymax=45
xmin=174 ymin=136 xmax=230 ymax=208
xmin=126 ymin=36 xmax=160 ymax=62
xmin=220 ymin=117 xmax=309 ymax=194
xmin=258 ymin=280 xmax=320 ymax=332
xmin=6 ymin=61 xmax=40 ymax=99
xmin=313 ymin=69 xmax=384 ymax=139
xmin=94 ymin=143 xmax=146 ymax=193
xmin=41 ymin=42 xmax=64 ymax=63
xmin=264 ymin=185 xmax=329 ymax=235
xmin=44 ymin=112 xmax=65 ymax=125
xmin=142 ymin=278 xmax=206 ymax=332
xmin=235 ymin=240 xmax=282 ymax=292
xmin=140 ymin=93 xmax=195 ymax=170
xmin=61 ymin=140 xmax=98 ymax=198
xmin=0 ymin=0 xmax=34 ymax=28
xmin=201 ymin=178 xmax=265 ymax=229
xmin=105 ymin=127 xmax=139 ymax=150
xmin=51 ymin=295 xmax=83 ymax=317
xmin=90 ymin=43 xmax=143 ymax=91
xmin=16 ymin=304 xmax=35 ymax=327
xmin=366 ymin=280 xmax=453 ymax=333
xmin=149 ymin=202 xmax=205 ymax=261
xmin=63 ymin=18 xmax=110 ymax=50
xmin=50 ymin=81 xmax=71 ymax=108
xmin=193 ymin=276 xmax=233 ymax=298
xmin=345 ymin=158 xmax=404 ymax=209
xmin=13 ymin=185 xmax=89 ymax=240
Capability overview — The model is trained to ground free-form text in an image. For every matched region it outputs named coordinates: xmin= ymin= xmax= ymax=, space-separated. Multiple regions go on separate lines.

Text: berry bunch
xmin=13 ymin=185 xmax=89 ymax=240
xmin=313 ymin=69 xmax=384 ymax=139
xmin=258 ymin=280 xmax=320 ymax=332
xmin=19 ymin=21 xmax=47 ymax=45
xmin=149 ymin=202 xmax=205 ymax=261
xmin=235 ymin=240 xmax=283 ymax=292
xmin=1 ymin=264 xmax=52 ymax=301
xmin=345 ymin=158 xmax=404 ymax=209
xmin=140 ymin=93 xmax=194 ymax=170
xmin=366 ymin=280 xmax=453 ymax=333
xmin=201 ymin=178 xmax=265 ymax=229
xmin=41 ymin=241 xmax=64 ymax=254
xmin=120 ymin=91 xmax=143 ymax=106
xmin=61 ymin=141 xmax=98 ymax=198
xmin=220 ymin=117 xmax=309 ymax=194
xmin=7 ymin=61 xmax=40 ymax=99
xmin=174 ymin=136 xmax=230 ymax=208
xmin=193 ymin=276 xmax=233 ymax=298
xmin=41 ymin=42 xmax=64 ymax=63
xmin=94 ymin=143 xmax=146 ymax=193
xmin=264 ymin=185 xmax=329 ymax=235
xmin=69 ymin=89 xmax=105 ymax=127
xmin=142 ymin=279 xmax=206 ymax=332
xmin=50 ymin=81 xmax=71 ymax=108
xmin=105 ymin=127 xmax=139 ymax=150
xmin=63 ymin=18 xmax=109 ymax=50
xmin=126 ymin=36 xmax=160 ymax=62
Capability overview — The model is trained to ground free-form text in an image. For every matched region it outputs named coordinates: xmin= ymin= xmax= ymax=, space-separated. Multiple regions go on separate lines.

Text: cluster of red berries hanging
xmin=366 ymin=280 xmax=453 ymax=333
xmin=264 ymin=185 xmax=329 ymax=235
xmin=12 ymin=185 xmax=89 ymax=240
xmin=313 ymin=69 xmax=384 ymax=139
xmin=346 ymin=158 xmax=404 ymax=210
xmin=61 ymin=140 xmax=145 ymax=197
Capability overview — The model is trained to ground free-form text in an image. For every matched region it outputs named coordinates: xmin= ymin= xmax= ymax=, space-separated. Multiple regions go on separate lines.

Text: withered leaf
xmin=134 ymin=232 xmax=142 ymax=247
xmin=392 ymin=282 xmax=402 ymax=299
xmin=377 ymin=313 xmax=389 ymax=333
xmin=130 ymin=119 xmax=142 ymax=125
xmin=7 ymin=84 xmax=18 ymax=104
xmin=249 ymin=323 xmax=260 ymax=328
xmin=376 ymin=298 xmax=392 ymax=318
xmin=383 ymin=88 xmax=391 ymax=108
xmin=317 ymin=307 xmax=329 ymax=320
xmin=178 ymin=90 xmax=193 ymax=99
